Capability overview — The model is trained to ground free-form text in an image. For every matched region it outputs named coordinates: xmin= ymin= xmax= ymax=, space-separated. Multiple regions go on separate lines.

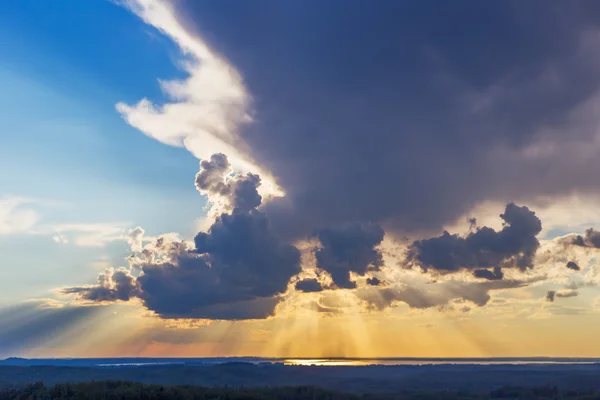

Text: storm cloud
xmin=195 ymin=153 xmax=262 ymax=213
xmin=314 ymin=222 xmax=384 ymax=289
xmin=66 ymin=155 xmax=301 ymax=320
xmin=407 ymin=204 xmax=542 ymax=277
xmin=153 ymin=0 xmax=600 ymax=242
xmin=63 ymin=0 xmax=600 ymax=322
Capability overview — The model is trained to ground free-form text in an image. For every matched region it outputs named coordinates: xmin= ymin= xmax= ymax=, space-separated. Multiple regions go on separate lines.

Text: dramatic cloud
xmin=65 ymin=154 xmax=301 ymax=320
xmin=314 ymin=223 xmax=384 ymax=289
xmin=116 ymin=0 xmax=600 ymax=245
xmin=125 ymin=1 xmax=600 ymax=243
xmin=195 ymin=153 xmax=262 ymax=214
xmin=295 ymin=278 xmax=324 ymax=293
xmin=407 ymin=204 xmax=542 ymax=278
xmin=116 ymin=0 xmax=274 ymax=184
xmin=64 ymin=1 xmax=600 ymax=325
xmin=127 ymin=226 xmax=145 ymax=252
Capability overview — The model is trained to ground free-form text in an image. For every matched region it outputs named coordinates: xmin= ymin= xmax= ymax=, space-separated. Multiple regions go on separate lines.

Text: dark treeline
xmin=4 ymin=364 xmax=600 ymax=393
xmin=2 ymin=381 xmax=600 ymax=400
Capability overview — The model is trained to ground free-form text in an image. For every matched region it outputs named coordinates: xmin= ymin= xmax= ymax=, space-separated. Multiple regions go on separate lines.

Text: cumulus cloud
xmin=63 ymin=267 xmax=140 ymax=302
xmin=127 ymin=226 xmax=145 ymax=252
xmin=314 ymin=222 xmax=384 ymax=289
xmin=194 ymin=153 xmax=262 ymax=215
xmin=407 ymin=203 xmax=542 ymax=279
xmin=60 ymin=1 xmax=600 ymax=323
xmin=125 ymin=1 xmax=600 ymax=246
xmin=116 ymin=1 xmax=600 ymax=240
xmin=64 ymin=154 xmax=301 ymax=320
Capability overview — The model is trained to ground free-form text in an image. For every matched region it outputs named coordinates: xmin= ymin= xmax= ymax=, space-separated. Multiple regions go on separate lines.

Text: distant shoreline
xmin=3 ymin=356 xmax=600 ymax=367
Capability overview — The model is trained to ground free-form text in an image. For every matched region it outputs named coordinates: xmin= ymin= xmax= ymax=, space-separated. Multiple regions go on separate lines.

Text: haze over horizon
xmin=4 ymin=0 xmax=600 ymax=359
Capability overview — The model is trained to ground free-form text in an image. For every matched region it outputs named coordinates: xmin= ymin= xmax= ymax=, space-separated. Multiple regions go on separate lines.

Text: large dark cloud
xmin=65 ymin=0 xmax=600 ymax=320
xmin=172 ymin=0 xmax=600 ymax=240
xmin=407 ymin=203 xmax=542 ymax=278
xmin=66 ymin=155 xmax=301 ymax=320
xmin=314 ymin=223 xmax=384 ymax=289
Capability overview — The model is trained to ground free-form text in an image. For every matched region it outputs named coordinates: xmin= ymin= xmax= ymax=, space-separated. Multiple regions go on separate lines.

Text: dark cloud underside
xmin=314 ymin=223 xmax=384 ymax=289
xmin=407 ymin=203 xmax=542 ymax=277
xmin=65 ymin=155 xmax=301 ymax=320
xmin=172 ymin=0 xmax=600 ymax=241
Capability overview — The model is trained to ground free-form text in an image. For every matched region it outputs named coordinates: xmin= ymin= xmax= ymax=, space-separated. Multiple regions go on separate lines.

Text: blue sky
xmin=0 ymin=0 xmax=204 ymax=303
xmin=3 ymin=0 xmax=600 ymax=358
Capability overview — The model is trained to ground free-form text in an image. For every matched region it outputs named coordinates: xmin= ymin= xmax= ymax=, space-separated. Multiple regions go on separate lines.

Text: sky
xmin=3 ymin=0 xmax=600 ymax=358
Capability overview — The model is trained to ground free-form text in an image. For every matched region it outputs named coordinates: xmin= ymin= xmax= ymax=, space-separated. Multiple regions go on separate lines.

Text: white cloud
xmin=127 ymin=226 xmax=145 ymax=252
xmin=53 ymin=222 xmax=131 ymax=247
xmin=116 ymin=0 xmax=281 ymax=197
xmin=52 ymin=233 xmax=69 ymax=244
xmin=0 ymin=196 xmax=39 ymax=235
xmin=0 ymin=197 xmax=132 ymax=248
